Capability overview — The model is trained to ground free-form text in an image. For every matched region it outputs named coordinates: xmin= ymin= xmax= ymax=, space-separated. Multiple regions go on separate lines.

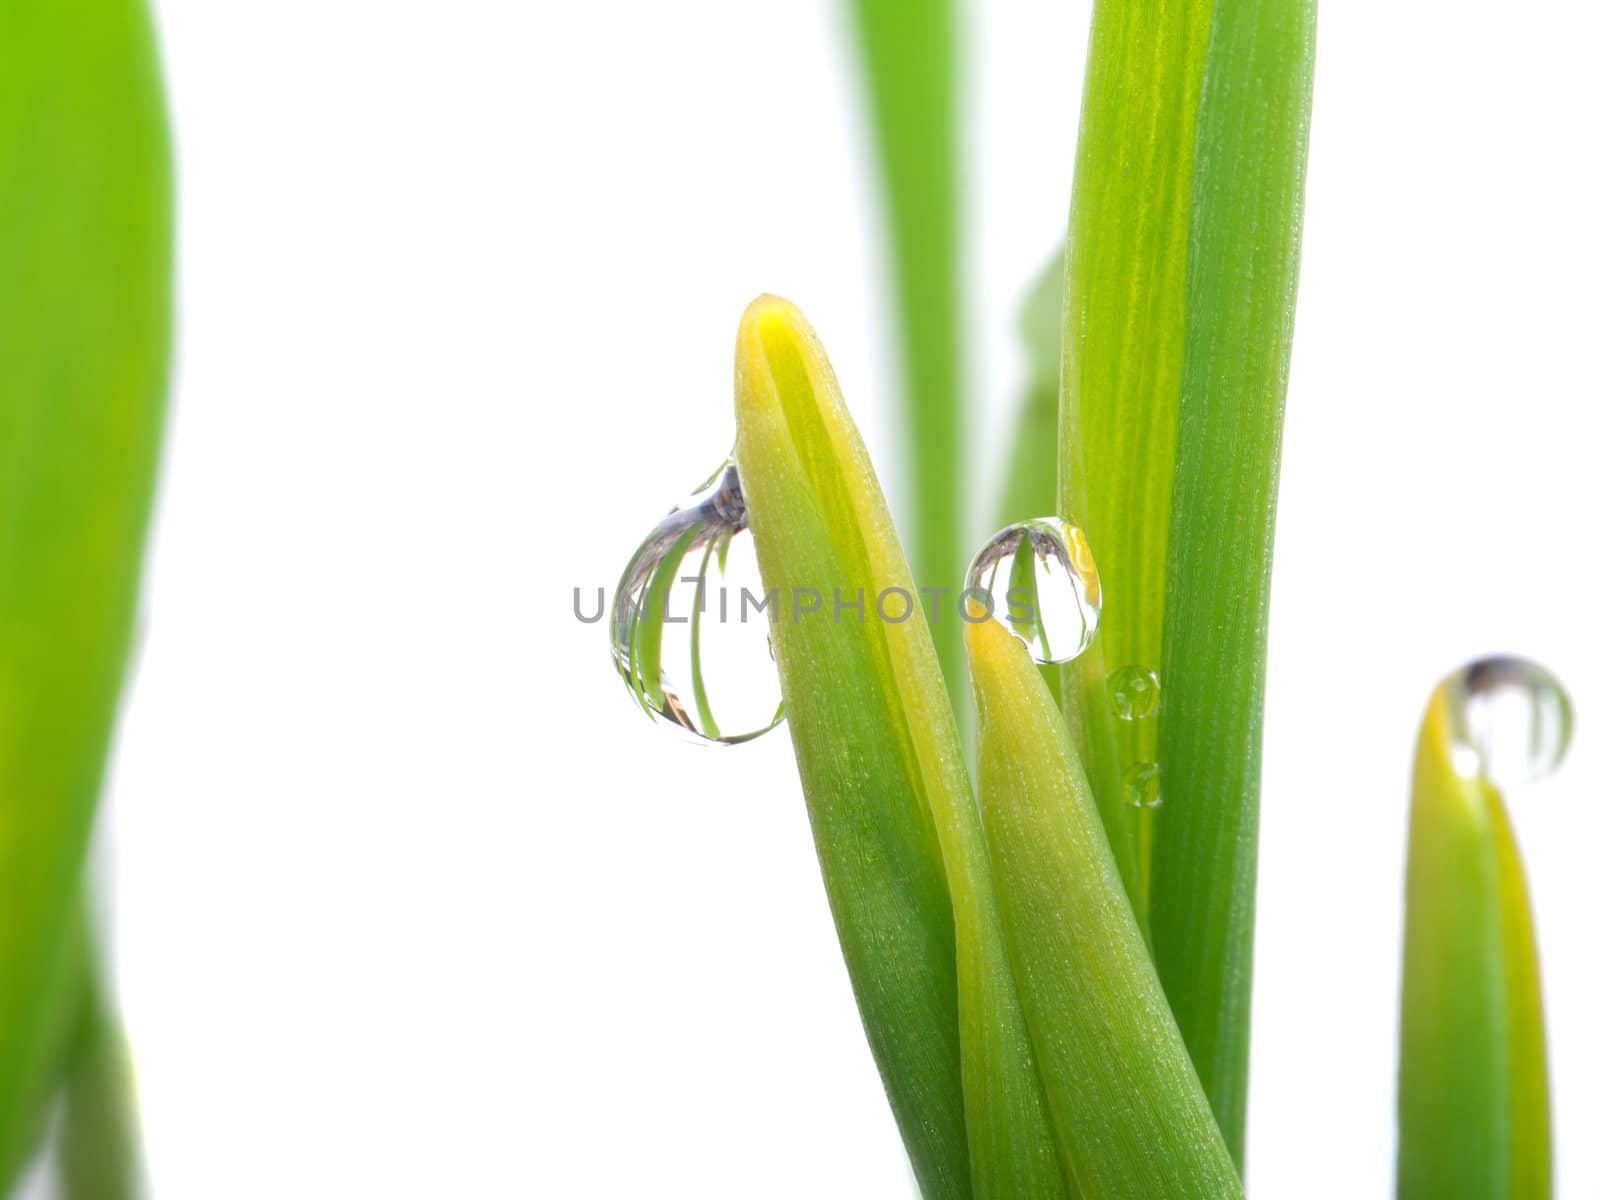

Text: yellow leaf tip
xmin=963 ymin=603 xmax=1021 ymax=675
xmin=734 ymin=293 xmax=831 ymax=440
xmin=737 ymin=293 xmax=813 ymax=361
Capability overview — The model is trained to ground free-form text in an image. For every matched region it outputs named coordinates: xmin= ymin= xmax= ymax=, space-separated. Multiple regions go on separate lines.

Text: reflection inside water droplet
xmin=610 ymin=460 xmax=784 ymax=745
xmin=964 ymin=517 xmax=1101 ymax=666
xmin=1123 ymin=761 xmax=1162 ymax=808
xmin=1445 ymin=656 xmax=1573 ymax=790
xmin=1109 ymin=665 xmax=1161 ymax=721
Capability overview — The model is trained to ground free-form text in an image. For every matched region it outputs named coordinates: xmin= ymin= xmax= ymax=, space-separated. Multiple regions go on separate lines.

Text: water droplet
xmin=1445 ymin=656 xmax=1573 ymax=789
xmin=964 ymin=517 xmax=1101 ymax=665
xmin=1122 ymin=761 xmax=1162 ymax=808
xmin=611 ymin=460 xmax=784 ymax=745
xmin=1109 ymin=665 xmax=1161 ymax=721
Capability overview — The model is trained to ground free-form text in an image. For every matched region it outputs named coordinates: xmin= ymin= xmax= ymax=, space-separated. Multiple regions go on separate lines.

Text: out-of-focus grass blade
xmin=735 ymin=296 xmax=1066 ymax=1199
xmin=1398 ymin=683 xmax=1551 ymax=1200
xmin=966 ymin=612 xmax=1241 ymax=1200
xmin=55 ymin=923 xmax=143 ymax=1200
xmin=0 ymin=897 xmax=90 ymax=1191
xmin=846 ymin=0 xmax=967 ymax=708
xmin=1148 ymin=0 xmax=1315 ymax=1164
xmin=994 ymin=251 xmax=1062 ymax=531
xmin=0 ymin=0 xmax=173 ymax=1180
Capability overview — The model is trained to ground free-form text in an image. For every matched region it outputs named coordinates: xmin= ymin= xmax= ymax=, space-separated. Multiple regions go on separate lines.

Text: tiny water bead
xmin=1444 ymin=656 xmax=1574 ymax=790
xmin=610 ymin=460 xmax=785 ymax=745
xmin=1122 ymin=761 xmax=1162 ymax=809
xmin=964 ymin=517 xmax=1101 ymax=666
xmin=1108 ymin=665 xmax=1161 ymax=721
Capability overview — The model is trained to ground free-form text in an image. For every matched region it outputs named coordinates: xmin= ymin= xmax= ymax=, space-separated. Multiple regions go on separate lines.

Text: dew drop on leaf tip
xmin=1444 ymin=655 xmax=1573 ymax=791
xmin=964 ymin=517 xmax=1101 ymax=666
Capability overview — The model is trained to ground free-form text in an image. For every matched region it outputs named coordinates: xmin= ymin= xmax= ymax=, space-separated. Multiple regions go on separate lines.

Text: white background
xmin=76 ymin=1 xmax=1600 ymax=1196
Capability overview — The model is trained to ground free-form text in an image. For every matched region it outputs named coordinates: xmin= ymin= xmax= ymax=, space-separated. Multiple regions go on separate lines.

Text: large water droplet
xmin=1445 ymin=656 xmax=1573 ymax=789
xmin=1109 ymin=665 xmax=1161 ymax=721
xmin=964 ymin=517 xmax=1101 ymax=665
xmin=1122 ymin=761 xmax=1162 ymax=808
xmin=611 ymin=460 xmax=784 ymax=745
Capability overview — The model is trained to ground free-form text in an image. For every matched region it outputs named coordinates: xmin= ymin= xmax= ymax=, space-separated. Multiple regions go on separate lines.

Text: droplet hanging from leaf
xmin=610 ymin=459 xmax=784 ymax=745
xmin=1443 ymin=656 xmax=1574 ymax=791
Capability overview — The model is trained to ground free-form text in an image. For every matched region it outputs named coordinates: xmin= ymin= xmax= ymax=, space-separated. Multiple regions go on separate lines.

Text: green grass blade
xmin=1057 ymin=648 xmax=1146 ymax=936
xmin=847 ymin=0 xmax=967 ymax=706
xmin=1055 ymin=0 xmax=1218 ymax=929
xmin=966 ymin=613 xmax=1241 ymax=1200
xmin=1398 ymin=684 xmax=1551 ymax=1200
xmin=734 ymin=296 xmax=1066 ymax=1199
xmin=1058 ymin=0 xmax=1216 ymax=855
xmin=1148 ymin=0 xmax=1315 ymax=1163
xmin=0 ymin=0 xmax=172 ymax=1178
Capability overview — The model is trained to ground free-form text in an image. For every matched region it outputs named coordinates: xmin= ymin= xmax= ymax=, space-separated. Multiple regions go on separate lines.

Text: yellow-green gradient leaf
xmin=1398 ymin=685 xmax=1551 ymax=1200
xmin=967 ymin=612 xmax=1240 ymax=1200
xmin=734 ymin=297 xmax=1066 ymax=1199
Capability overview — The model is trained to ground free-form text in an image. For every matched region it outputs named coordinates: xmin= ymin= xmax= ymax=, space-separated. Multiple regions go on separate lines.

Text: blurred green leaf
xmin=847 ymin=0 xmax=967 ymax=713
xmin=36 ymin=911 xmax=143 ymax=1200
xmin=734 ymin=296 xmax=1066 ymax=1199
xmin=1398 ymin=680 xmax=1551 ymax=1200
xmin=0 ymin=0 xmax=172 ymax=1180
xmin=993 ymin=251 xmax=1062 ymax=533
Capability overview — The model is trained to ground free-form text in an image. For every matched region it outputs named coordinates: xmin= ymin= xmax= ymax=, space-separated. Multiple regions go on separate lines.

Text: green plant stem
xmin=1398 ymin=686 xmax=1550 ymax=1200
xmin=0 ymin=0 xmax=172 ymax=1181
xmin=1148 ymin=0 xmax=1316 ymax=1164
xmin=967 ymin=613 xmax=1241 ymax=1200
xmin=847 ymin=0 xmax=967 ymax=711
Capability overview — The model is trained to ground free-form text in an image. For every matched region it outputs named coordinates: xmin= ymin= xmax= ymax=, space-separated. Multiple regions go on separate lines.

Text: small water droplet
xmin=1445 ymin=656 xmax=1573 ymax=789
xmin=964 ymin=517 xmax=1101 ymax=665
xmin=611 ymin=460 xmax=784 ymax=745
xmin=1122 ymin=761 xmax=1162 ymax=808
xmin=1109 ymin=665 xmax=1161 ymax=720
